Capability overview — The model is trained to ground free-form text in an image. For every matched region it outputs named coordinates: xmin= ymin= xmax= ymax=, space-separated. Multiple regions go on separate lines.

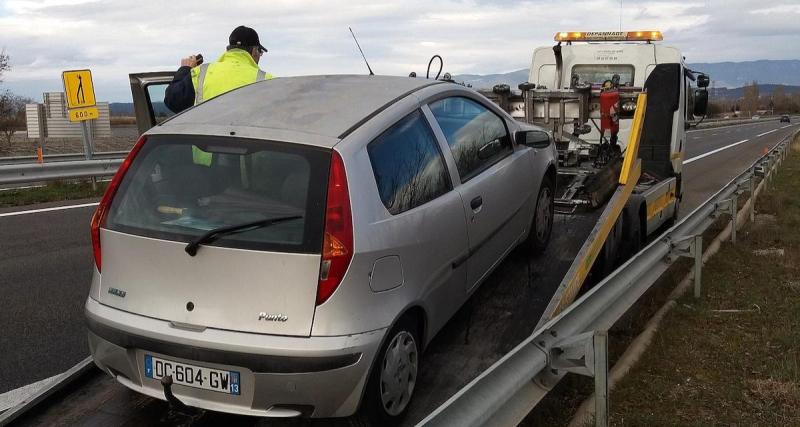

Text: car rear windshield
xmin=106 ymin=135 xmax=330 ymax=254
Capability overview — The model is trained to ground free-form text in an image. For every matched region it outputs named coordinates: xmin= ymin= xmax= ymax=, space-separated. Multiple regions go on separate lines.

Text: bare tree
xmin=0 ymin=49 xmax=9 ymax=83
xmin=741 ymin=80 xmax=760 ymax=117
xmin=772 ymin=85 xmax=789 ymax=114
xmin=0 ymin=51 xmax=32 ymax=151
xmin=0 ymin=94 xmax=30 ymax=150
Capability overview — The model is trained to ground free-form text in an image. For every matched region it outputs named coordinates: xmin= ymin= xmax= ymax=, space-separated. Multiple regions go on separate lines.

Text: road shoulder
xmin=608 ymin=141 xmax=800 ymax=425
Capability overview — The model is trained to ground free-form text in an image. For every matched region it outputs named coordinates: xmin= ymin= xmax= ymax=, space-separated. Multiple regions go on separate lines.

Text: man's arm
xmin=164 ymin=65 xmax=195 ymax=113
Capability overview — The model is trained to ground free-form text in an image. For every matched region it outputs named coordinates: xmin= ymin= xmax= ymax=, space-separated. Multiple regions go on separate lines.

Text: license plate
xmin=144 ymin=355 xmax=240 ymax=395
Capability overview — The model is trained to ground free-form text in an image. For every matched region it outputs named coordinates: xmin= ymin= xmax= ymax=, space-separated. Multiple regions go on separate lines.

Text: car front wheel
xmin=524 ymin=175 xmax=554 ymax=254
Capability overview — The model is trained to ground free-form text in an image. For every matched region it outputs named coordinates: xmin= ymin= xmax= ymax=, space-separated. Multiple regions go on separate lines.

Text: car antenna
xmin=349 ymin=27 xmax=374 ymax=76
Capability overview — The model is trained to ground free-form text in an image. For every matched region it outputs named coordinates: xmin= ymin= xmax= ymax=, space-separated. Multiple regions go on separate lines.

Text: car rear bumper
xmin=85 ymin=297 xmax=384 ymax=418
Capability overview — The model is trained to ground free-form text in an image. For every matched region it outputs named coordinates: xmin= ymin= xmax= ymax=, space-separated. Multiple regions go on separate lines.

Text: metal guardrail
xmin=0 ymin=151 xmax=128 ymax=166
xmin=0 ymin=357 xmax=94 ymax=426
xmin=419 ymin=131 xmax=796 ymax=427
xmin=695 ymin=115 xmax=798 ymax=130
xmin=0 ymin=158 xmax=123 ymax=185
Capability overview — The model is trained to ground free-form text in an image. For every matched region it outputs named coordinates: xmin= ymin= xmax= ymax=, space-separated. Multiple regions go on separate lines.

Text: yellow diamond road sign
xmin=62 ymin=69 xmax=97 ymax=110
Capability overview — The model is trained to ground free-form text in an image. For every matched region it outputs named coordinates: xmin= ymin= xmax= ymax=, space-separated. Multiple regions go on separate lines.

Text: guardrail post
xmin=749 ymin=168 xmax=756 ymax=222
xmin=731 ymin=196 xmax=737 ymax=244
xmin=768 ymin=154 xmax=776 ymax=187
xmin=670 ymin=235 xmax=703 ymax=298
xmin=549 ymin=330 xmax=610 ymax=427
xmin=594 ymin=331 xmax=609 ymax=427
xmin=692 ymin=235 xmax=703 ymax=298
xmin=716 ymin=196 xmax=738 ymax=244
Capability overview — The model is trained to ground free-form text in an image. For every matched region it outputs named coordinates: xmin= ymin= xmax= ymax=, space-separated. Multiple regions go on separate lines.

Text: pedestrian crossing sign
xmin=62 ymin=69 xmax=96 ymax=109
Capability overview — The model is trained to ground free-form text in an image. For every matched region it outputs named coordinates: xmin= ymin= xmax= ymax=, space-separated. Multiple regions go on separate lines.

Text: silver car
xmin=86 ymin=75 xmax=556 ymax=422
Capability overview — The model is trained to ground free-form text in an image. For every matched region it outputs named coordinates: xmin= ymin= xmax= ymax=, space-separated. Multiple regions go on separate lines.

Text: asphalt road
xmin=681 ymin=121 xmax=798 ymax=214
xmin=3 ymin=119 xmax=798 ymax=425
xmin=0 ymin=200 xmax=99 ymax=394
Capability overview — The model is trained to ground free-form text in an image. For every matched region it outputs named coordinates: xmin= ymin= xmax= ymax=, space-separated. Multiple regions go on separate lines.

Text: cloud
xmin=1 ymin=0 xmax=798 ymax=101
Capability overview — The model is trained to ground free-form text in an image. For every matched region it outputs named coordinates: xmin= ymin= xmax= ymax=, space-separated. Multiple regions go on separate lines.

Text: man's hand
xmin=181 ymin=55 xmax=199 ymax=68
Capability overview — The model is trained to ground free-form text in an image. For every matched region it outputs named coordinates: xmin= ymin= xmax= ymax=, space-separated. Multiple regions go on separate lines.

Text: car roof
xmin=159 ymin=75 xmax=443 ymax=145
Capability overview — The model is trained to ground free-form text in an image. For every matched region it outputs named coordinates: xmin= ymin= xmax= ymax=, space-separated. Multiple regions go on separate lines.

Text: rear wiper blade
xmin=185 ymin=215 xmax=302 ymax=256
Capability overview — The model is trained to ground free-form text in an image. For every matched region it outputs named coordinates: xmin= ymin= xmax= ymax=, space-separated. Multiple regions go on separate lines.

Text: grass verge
xmin=607 ymin=141 xmax=800 ymax=425
xmin=0 ymin=180 xmax=107 ymax=208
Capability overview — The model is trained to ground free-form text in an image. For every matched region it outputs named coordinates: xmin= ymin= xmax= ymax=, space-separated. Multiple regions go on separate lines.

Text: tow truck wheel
xmin=622 ymin=197 xmax=646 ymax=259
xmin=525 ymin=175 xmax=555 ymax=254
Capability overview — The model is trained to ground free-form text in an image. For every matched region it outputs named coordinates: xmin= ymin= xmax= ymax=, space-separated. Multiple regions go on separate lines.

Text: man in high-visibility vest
xmin=164 ymin=26 xmax=272 ymax=165
xmin=164 ymin=25 xmax=273 ymax=114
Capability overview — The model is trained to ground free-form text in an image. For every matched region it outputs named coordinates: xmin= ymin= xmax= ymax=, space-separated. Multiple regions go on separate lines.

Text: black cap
xmin=229 ymin=26 xmax=267 ymax=53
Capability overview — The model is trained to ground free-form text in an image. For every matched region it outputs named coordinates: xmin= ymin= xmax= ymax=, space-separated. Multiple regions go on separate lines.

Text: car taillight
xmin=317 ymin=151 xmax=353 ymax=305
xmin=90 ymin=135 xmax=148 ymax=272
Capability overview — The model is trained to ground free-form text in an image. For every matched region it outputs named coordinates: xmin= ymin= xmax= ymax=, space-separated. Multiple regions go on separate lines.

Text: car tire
xmin=524 ymin=175 xmax=555 ymax=254
xmin=360 ymin=316 xmax=420 ymax=425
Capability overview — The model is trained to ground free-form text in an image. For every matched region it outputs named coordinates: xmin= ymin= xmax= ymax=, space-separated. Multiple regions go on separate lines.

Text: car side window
xmin=367 ymin=110 xmax=452 ymax=215
xmin=429 ymin=96 xmax=512 ymax=182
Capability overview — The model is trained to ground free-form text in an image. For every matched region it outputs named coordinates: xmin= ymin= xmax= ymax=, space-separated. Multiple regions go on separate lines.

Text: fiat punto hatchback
xmin=86 ymin=75 xmax=556 ymax=423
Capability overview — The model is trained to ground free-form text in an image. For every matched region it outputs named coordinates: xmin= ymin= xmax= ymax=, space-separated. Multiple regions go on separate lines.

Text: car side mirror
xmin=697 ymin=74 xmax=710 ymax=88
xmin=693 ymin=89 xmax=709 ymax=117
xmin=516 ymin=130 xmax=551 ymax=148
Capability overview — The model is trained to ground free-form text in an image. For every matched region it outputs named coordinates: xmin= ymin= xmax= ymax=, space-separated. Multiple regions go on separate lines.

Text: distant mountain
xmin=454 ymin=60 xmax=800 ymax=92
xmin=689 ymin=60 xmax=800 ymax=89
xmin=110 ymin=101 xmax=171 ymax=116
xmin=710 ymin=84 xmax=800 ymax=100
xmin=109 ymin=102 xmax=133 ymax=116
xmin=454 ymin=69 xmax=530 ymax=90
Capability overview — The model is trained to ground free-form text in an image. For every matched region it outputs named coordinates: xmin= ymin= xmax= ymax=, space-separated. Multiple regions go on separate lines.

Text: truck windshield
xmin=106 ymin=135 xmax=330 ymax=254
xmin=571 ymin=64 xmax=635 ymax=87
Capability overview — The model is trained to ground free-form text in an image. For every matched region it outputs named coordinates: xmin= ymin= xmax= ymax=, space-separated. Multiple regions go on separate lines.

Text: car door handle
xmin=470 ymin=196 xmax=483 ymax=210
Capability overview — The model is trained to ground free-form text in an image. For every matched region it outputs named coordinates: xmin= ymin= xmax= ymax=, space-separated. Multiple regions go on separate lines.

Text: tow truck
xmin=4 ymin=30 xmax=710 ymax=426
xmin=480 ymin=30 xmax=709 ymax=320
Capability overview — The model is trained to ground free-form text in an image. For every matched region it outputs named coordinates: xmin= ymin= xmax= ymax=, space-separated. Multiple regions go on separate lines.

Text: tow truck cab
xmin=486 ymin=31 xmax=709 ymax=252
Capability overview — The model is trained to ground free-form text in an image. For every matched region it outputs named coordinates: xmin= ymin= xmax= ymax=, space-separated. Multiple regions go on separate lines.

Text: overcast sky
xmin=2 ymin=0 xmax=799 ymax=102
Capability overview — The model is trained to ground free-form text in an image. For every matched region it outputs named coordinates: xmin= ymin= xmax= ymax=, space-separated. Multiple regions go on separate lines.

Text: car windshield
xmin=106 ymin=135 xmax=330 ymax=253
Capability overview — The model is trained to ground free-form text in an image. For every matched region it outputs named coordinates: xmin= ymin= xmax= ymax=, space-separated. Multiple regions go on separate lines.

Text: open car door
xmin=129 ymin=72 xmax=176 ymax=135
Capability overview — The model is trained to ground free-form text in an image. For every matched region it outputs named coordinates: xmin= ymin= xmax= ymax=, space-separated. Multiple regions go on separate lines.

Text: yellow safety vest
xmin=190 ymin=49 xmax=273 ymax=165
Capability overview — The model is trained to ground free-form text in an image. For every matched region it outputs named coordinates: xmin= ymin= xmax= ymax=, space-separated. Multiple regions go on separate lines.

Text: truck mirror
xmin=697 ymin=74 xmax=710 ymax=88
xmin=693 ymin=89 xmax=709 ymax=117
xmin=516 ymin=130 xmax=551 ymax=148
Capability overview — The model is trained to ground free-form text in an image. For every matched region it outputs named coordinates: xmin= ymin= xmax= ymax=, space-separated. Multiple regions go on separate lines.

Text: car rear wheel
xmin=361 ymin=317 xmax=420 ymax=425
xmin=524 ymin=175 xmax=554 ymax=254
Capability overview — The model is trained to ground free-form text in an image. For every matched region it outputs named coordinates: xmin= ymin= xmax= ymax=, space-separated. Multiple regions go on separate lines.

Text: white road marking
xmin=687 ymin=120 xmax=777 ymax=133
xmin=685 ymin=139 xmax=749 ymax=165
xmin=0 ymin=202 xmax=98 ymax=218
xmin=0 ymin=374 xmax=61 ymax=411
xmin=781 ymin=124 xmax=793 ymax=129
xmin=757 ymin=129 xmax=778 ymax=137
